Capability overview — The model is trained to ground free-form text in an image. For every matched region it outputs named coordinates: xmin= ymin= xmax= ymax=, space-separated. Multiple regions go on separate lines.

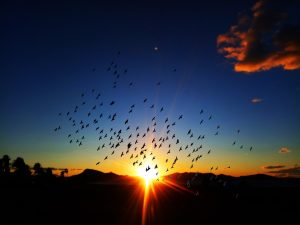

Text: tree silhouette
xmin=0 ymin=159 xmax=3 ymax=175
xmin=2 ymin=155 xmax=11 ymax=174
xmin=0 ymin=158 xmax=3 ymax=174
xmin=60 ymin=168 xmax=69 ymax=177
xmin=45 ymin=168 xmax=53 ymax=176
xmin=64 ymin=168 xmax=68 ymax=176
xmin=33 ymin=162 xmax=44 ymax=176
xmin=12 ymin=157 xmax=31 ymax=177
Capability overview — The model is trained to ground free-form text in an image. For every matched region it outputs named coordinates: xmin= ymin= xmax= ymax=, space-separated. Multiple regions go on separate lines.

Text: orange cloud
xmin=268 ymin=166 xmax=300 ymax=177
xmin=279 ymin=147 xmax=291 ymax=154
xmin=262 ymin=165 xmax=285 ymax=170
xmin=217 ymin=0 xmax=300 ymax=73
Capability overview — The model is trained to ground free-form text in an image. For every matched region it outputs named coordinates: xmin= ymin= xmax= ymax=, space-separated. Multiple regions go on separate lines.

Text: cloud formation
xmin=263 ymin=165 xmax=285 ymax=170
xmin=279 ymin=147 xmax=291 ymax=154
xmin=217 ymin=0 xmax=300 ymax=73
xmin=268 ymin=166 xmax=300 ymax=177
xmin=251 ymin=98 xmax=263 ymax=104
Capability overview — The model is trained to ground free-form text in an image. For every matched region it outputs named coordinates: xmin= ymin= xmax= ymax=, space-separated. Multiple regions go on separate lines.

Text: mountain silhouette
xmin=66 ymin=170 xmax=300 ymax=188
xmin=68 ymin=169 xmax=132 ymax=184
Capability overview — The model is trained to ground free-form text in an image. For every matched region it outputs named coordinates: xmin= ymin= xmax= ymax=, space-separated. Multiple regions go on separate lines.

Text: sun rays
xmin=136 ymin=171 xmax=194 ymax=225
xmin=137 ymin=162 xmax=159 ymax=187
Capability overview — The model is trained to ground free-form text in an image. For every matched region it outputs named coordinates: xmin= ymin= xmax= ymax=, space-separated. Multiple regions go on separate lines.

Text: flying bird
xmin=146 ymin=166 xmax=150 ymax=172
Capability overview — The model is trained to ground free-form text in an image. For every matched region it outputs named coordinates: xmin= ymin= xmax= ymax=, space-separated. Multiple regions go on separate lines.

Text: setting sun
xmin=137 ymin=163 xmax=159 ymax=186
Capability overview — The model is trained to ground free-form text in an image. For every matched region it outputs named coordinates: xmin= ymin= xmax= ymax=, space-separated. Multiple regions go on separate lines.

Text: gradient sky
xmin=1 ymin=0 xmax=300 ymax=177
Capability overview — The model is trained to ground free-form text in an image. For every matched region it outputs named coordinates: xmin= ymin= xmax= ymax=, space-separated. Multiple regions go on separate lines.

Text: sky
xmin=1 ymin=0 xmax=300 ymax=177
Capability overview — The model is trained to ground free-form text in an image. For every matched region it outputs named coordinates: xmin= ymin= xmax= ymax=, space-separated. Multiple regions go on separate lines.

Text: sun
xmin=137 ymin=164 xmax=159 ymax=187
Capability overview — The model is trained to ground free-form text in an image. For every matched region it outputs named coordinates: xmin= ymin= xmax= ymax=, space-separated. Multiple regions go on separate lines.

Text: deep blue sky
xmin=1 ymin=0 xmax=299 ymax=176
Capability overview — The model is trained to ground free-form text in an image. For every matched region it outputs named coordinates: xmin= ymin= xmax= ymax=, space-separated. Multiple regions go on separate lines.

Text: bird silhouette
xmin=146 ymin=166 xmax=150 ymax=172
xmin=55 ymin=61 xmax=255 ymax=180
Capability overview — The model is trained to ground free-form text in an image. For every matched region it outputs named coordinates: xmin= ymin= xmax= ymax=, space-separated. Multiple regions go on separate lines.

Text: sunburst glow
xmin=137 ymin=163 xmax=159 ymax=186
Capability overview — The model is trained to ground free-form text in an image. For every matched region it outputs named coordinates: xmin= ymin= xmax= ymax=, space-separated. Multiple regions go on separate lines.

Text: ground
xmin=1 ymin=179 xmax=299 ymax=225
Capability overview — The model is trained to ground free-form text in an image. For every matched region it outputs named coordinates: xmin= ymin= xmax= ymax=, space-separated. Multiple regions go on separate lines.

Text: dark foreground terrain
xmin=1 ymin=170 xmax=300 ymax=225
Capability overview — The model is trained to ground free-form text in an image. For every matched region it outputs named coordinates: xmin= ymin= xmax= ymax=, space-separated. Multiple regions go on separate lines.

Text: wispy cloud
xmin=268 ymin=166 xmax=300 ymax=177
xmin=251 ymin=98 xmax=263 ymax=104
xmin=217 ymin=0 xmax=300 ymax=73
xmin=262 ymin=165 xmax=285 ymax=170
xmin=279 ymin=147 xmax=291 ymax=154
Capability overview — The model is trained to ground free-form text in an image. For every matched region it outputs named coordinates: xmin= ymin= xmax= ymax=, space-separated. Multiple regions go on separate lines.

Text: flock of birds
xmin=54 ymin=50 xmax=254 ymax=180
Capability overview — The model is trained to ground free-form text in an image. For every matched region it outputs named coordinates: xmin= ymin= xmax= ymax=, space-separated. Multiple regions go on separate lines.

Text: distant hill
xmin=164 ymin=172 xmax=300 ymax=188
xmin=67 ymin=169 xmax=136 ymax=184
xmin=67 ymin=169 xmax=300 ymax=188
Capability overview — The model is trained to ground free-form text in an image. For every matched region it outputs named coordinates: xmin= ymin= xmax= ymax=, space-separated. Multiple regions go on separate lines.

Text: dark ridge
xmin=239 ymin=173 xmax=277 ymax=180
xmin=162 ymin=172 xmax=300 ymax=188
xmin=67 ymin=169 xmax=136 ymax=184
xmin=68 ymin=169 xmax=119 ymax=183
